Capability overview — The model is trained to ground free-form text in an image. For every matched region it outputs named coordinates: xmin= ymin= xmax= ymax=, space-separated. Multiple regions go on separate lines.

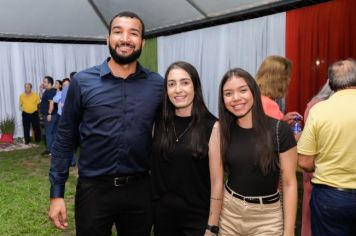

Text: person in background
xmin=151 ymin=61 xmax=223 ymax=236
xmin=39 ymin=79 xmax=47 ymax=99
xmin=298 ymin=58 xmax=356 ymax=236
xmin=39 ymin=76 xmax=57 ymax=156
xmin=256 ymin=55 xmax=302 ymax=124
xmin=61 ymin=77 xmax=70 ymax=102
xmin=48 ymin=11 xmax=163 ymax=236
xmin=19 ymin=83 xmax=41 ymax=145
xmin=60 ymin=76 xmax=72 ymax=114
xmin=60 ymin=76 xmax=77 ymax=167
xmin=60 ymin=72 xmax=76 ymax=112
xmin=218 ymin=68 xmax=297 ymax=236
xmin=52 ymin=80 xmax=63 ymax=118
xmin=300 ymin=80 xmax=333 ymax=236
xmin=48 ymin=79 xmax=62 ymax=155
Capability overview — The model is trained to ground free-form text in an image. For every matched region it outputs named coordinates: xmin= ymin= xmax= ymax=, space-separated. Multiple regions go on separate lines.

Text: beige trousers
xmin=219 ymin=188 xmax=283 ymax=236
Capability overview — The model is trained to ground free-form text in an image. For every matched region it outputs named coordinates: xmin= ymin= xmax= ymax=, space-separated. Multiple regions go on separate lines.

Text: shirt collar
xmin=100 ymin=57 xmax=149 ymax=78
xmin=332 ymin=88 xmax=356 ymax=97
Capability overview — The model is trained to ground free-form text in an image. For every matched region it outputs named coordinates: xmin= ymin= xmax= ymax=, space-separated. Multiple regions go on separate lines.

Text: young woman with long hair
xmin=152 ymin=61 xmax=223 ymax=236
xmin=218 ymin=68 xmax=298 ymax=236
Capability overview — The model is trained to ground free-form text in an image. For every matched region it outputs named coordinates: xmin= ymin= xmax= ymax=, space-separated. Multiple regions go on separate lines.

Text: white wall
xmin=0 ymin=41 xmax=108 ymax=138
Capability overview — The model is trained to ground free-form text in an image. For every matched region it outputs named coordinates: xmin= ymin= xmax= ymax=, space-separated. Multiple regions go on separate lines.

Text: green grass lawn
xmin=0 ymin=144 xmax=303 ymax=236
xmin=0 ymin=144 xmax=77 ymax=236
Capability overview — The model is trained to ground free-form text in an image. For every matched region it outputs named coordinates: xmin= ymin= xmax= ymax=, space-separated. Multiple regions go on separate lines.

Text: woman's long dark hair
xmin=154 ymin=61 xmax=213 ymax=160
xmin=218 ymin=68 xmax=276 ymax=175
xmin=56 ymin=80 xmax=63 ymax=91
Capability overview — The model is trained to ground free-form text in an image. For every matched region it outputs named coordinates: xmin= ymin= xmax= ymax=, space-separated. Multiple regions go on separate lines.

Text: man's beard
xmin=109 ymin=43 xmax=142 ymax=65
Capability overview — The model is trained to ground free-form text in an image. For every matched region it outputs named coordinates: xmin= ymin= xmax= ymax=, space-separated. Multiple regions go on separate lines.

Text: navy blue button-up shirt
xmin=40 ymin=88 xmax=57 ymax=115
xmin=49 ymin=59 xmax=164 ymax=198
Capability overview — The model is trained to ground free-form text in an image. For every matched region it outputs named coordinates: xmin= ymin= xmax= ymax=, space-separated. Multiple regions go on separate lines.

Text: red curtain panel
xmin=285 ymin=0 xmax=356 ymax=114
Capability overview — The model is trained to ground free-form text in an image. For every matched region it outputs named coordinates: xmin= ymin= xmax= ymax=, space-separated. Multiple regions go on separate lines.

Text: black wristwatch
xmin=206 ymin=225 xmax=219 ymax=234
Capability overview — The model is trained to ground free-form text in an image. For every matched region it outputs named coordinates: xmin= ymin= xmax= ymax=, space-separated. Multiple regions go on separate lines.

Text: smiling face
xmin=107 ymin=16 xmax=144 ymax=65
xmin=223 ymin=76 xmax=254 ymax=125
xmin=167 ymin=68 xmax=195 ymax=116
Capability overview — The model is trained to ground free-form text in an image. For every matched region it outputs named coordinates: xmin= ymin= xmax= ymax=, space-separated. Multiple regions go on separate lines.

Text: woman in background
xmin=52 ymin=79 xmax=63 ymax=118
xmin=256 ymin=55 xmax=302 ymax=124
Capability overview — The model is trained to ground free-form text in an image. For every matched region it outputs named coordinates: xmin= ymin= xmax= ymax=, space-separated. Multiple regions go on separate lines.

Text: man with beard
xmin=48 ymin=11 xmax=163 ymax=236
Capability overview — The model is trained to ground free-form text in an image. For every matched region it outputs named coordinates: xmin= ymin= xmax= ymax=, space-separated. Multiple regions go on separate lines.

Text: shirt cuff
xmin=50 ymin=184 xmax=65 ymax=198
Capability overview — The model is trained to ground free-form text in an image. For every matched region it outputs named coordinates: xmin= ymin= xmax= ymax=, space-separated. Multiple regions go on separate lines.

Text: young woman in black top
xmin=218 ymin=68 xmax=297 ymax=236
xmin=152 ymin=61 xmax=223 ymax=236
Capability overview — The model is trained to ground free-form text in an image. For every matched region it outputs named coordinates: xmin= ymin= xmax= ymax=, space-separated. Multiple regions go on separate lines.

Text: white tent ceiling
xmin=0 ymin=0 xmax=328 ymax=42
xmin=0 ymin=0 xmax=107 ymax=41
xmin=90 ymin=0 xmax=284 ymax=35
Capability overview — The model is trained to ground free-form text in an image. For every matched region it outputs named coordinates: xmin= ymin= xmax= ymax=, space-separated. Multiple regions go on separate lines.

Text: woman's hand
xmin=204 ymin=229 xmax=217 ymax=236
xmin=283 ymin=112 xmax=302 ymax=124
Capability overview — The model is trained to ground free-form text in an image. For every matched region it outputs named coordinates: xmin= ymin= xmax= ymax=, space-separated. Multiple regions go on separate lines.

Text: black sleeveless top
xmin=151 ymin=113 xmax=217 ymax=209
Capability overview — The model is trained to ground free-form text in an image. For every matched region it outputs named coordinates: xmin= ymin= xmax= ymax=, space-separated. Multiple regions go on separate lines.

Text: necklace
xmin=173 ymin=122 xmax=191 ymax=142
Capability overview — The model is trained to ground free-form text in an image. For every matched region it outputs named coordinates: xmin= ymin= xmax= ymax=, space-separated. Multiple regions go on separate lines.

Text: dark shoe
xmin=41 ymin=150 xmax=50 ymax=155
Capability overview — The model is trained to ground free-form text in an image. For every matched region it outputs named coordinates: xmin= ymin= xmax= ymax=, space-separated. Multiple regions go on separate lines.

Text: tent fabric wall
xmin=2 ymin=0 xmax=354 ymax=139
xmin=0 ymin=42 xmax=108 ymax=137
xmin=286 ymin=0 xmax=356 ymax=114
xmin=157 ymin=12 xmax=286 ymax=115
xmin=139 ymin=38 xmax=158 ymax=72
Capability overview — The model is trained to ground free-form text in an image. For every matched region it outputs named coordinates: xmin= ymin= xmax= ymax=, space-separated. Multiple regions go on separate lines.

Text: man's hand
xmin=47 ymin=115 xmax=52 ymax=122
xmin=48 ymin=198 xmax=68 ymax=230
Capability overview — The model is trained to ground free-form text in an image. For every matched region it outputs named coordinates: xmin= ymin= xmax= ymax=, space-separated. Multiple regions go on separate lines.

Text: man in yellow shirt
xmin=19 ymin=83 xmax=41 ymax=144
xmin=298 ymin=58 xmax=356 ymax=236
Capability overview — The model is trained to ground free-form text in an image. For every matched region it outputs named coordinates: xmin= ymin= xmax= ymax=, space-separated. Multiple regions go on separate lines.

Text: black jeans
xmin=75 ymin=174 xmax=152 ymax=236
xmin=22 ymin=111 xmax=41 ymax=144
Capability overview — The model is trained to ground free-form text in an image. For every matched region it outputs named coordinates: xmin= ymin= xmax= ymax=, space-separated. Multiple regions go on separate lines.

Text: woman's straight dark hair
xmin=218 ymin=68 xmax=276 ymax=175
xmin=154 ymin=61 xmax=213 ymax=160
xmin=56 ymin=80 xmax=63 ymax=91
